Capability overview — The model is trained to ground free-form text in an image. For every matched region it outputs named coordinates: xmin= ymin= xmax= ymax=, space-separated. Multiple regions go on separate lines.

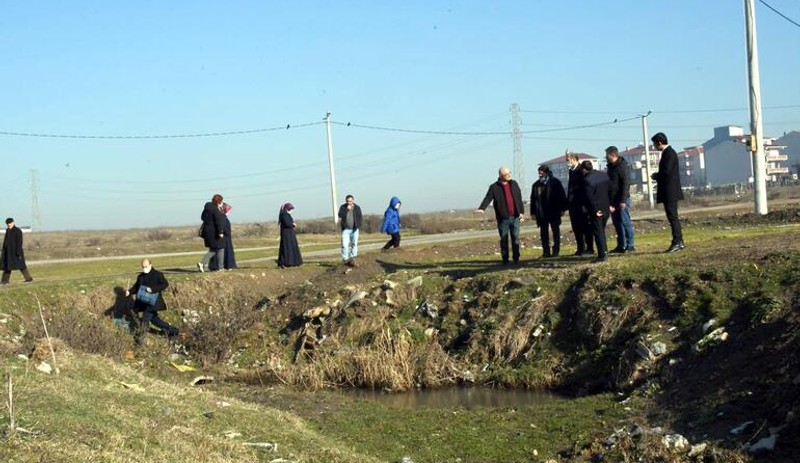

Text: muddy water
xmin=341 ymin=387 xmax=560 ymax=410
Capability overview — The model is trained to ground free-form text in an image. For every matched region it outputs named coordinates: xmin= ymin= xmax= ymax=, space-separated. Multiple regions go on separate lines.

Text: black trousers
xmin=2 ymin=268 xmax=32 ymax=283
xmin=383 ymin=233 xmax=401 ymax=249
xmin=589 ymin=214 xmax=608 ymax=257
xmin=539 ymin=221 xmax=561 ymax=254
xmin=136 ymin=310 xmax=178 ymax=345
xmin=663 ymin=201 xmax=683 ymax=245
xmin=569 ymin=208 xmax=594 ymax=252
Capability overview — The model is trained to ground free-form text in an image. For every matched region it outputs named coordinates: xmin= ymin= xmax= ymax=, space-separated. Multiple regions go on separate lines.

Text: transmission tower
xmin=29 ymin=169 xmax=41 ymax=230
xmin=510 ymin=103 xmax=525 ymax=189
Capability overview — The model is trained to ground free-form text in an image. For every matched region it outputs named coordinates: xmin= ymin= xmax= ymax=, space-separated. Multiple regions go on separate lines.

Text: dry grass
xmin=0 ymin=353 xmax=380 ymax=463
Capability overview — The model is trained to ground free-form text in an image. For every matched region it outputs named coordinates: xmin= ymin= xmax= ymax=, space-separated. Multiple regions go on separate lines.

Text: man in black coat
xmin=338 ymin=194 xmax=363 ymax=266
xmin=530 ymin=165 xmax=568 ymax=258
xmin=581 ymin=161 xmax=610 ymax=263
xmin=606 ymin=146 xmax=635 ymax=253
xmin=1 ymin=218 xmax=33 ymax=284
xmin=198 ymin=194 xmax=226 ymax=272
xmin=566 ymin=151 xmax=594 ymax=256
xmin=651 ymin=132 xmax=685 ymax=253
xmin=125 ymin=258 xmax=179 ymax=345
xmin=476 ymin=166 xmax=525 ymax=265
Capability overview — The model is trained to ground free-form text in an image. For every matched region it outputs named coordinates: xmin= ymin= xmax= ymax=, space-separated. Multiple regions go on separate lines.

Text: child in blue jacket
xmin=381 ymin=196 xmax=402 ymax=250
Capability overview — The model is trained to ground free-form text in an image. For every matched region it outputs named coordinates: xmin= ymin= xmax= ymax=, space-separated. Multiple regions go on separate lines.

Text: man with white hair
xmin=476 ymin=167 xmax=525 ymax=265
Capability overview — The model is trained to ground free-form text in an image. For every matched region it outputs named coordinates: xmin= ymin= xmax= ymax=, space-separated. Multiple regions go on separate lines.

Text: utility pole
xmin=29 ymin=169 xmax=41 ymax=230
xmin=641 ymin=111 xmax=655 ymax=209
xmin=744 ymin=0 xmax=768 ymax=215
xmin=510 ymin=103 xmax=525 ymax=189
xmin=324 ymin=112 xmax=339 ymax=227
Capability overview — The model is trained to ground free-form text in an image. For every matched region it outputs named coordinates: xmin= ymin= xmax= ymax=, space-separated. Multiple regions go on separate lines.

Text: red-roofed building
xmin=539 ymin=152 xmax=601 ymax=187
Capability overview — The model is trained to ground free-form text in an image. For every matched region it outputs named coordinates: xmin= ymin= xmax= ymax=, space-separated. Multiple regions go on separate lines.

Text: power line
xmin=520 ymin=104 xmax=800 ymax=114
xmin=331 ymin=115 xmax=641 ymax=136
xmin=758 ymin=0 xmax=800 ymax=28
xmin=0 ymin=121 xmax=323 ymax=139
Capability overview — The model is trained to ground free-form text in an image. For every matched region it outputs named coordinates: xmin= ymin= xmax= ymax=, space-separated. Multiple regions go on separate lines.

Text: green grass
xmin=3 ymin=217 xmax=798 ymax=462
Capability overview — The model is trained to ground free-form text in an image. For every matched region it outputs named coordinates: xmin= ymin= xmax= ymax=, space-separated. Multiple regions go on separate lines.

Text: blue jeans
xmin=497 ymin=217 xmax=521 ymax=262
xmin=611 ymin=198 xmax=635 ymax=250
xmin=341 ymin=229 xmax=359 ymax=261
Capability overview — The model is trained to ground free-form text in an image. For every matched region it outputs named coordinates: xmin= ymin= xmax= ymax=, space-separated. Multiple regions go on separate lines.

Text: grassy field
xmin=2 ymin=202 xmax=800 ymax=462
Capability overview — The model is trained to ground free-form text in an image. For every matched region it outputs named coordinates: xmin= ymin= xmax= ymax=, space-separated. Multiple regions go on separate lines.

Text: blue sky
xmin=3 ymin=1 xmax=799 ymax=230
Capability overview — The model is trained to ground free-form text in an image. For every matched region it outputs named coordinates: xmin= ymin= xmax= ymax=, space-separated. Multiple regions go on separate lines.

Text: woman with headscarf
xmin=277 ymin=203 xmax=302 ymax=268
xmin=198 ymin=194 xmax=226 ymax=272
xmin=210 ymin=202 xmax=237 ymax=270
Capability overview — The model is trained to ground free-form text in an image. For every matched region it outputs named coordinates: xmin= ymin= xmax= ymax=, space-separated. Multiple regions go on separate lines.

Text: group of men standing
xmin=477 ymin=132 xmax=684 ymax=264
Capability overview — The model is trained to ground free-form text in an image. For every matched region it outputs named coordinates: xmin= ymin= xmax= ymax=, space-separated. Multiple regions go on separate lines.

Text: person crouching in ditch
xmin=125 ymin=258 xmax=179 ymax=346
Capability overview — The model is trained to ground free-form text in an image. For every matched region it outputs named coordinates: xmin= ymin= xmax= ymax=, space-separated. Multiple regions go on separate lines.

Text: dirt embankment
xmin=5 ymin=206 xmax=800 ymax=461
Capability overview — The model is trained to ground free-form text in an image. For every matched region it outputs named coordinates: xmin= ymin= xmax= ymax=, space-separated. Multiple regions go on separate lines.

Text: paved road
xmin=26 ymin=200 xmax=776 ymax=267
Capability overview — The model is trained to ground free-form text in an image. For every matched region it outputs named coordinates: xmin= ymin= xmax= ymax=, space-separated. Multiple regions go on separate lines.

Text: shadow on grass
xmin=375 ymin=255 xmax=588 ymax=279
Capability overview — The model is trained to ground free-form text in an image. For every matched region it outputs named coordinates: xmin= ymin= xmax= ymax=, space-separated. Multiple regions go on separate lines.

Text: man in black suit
xmin=126 ymin=258 xmax=179 ymax=345
xmin=580 ymin=161 xmax=610 ymax=263
xmin=650 ymin=132 xmax=685 ymax=253
xmin=566 ymin=151 xmax=594 ymax=256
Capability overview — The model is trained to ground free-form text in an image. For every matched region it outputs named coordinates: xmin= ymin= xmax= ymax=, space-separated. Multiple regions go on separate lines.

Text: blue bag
xmin=136 ymin=286 xmax=159 ymax=306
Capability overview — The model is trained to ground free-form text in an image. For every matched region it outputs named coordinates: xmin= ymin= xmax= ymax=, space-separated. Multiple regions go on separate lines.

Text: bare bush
xmin=23 ymin=304 xmax=131 ymax=359
xmin=85 ymin=237 xmax=102 ymax=247
xmin=296 ymin=219 xmax=336 ymax=235
xmin=146 ymin=229 xmax=172 ymax=241
xmin=360 ymin=214 xmax=383 ymax=234
xmin=176 ymin=282 xmax=262 ymax=366
xmin=239 ymin=223 xmax=270 ymax=237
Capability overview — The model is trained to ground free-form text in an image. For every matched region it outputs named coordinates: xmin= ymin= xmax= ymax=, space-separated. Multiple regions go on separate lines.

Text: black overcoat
xmin=278 ymin=210 xmax=303 ymax=267
xmin=128 ymin=268 xmax=169 ymax=312
xmin=530 ymin=177 xmax=568 ymax=225
xmin=583 ymin=170 xmax=611 ymax=217
xmin=200 ymin=202 xmax=226 ymax=249
xmin=1 ymin=226 xmax=27 ymax=271
xmin=654 ymin=146 xmax=684 ymax=204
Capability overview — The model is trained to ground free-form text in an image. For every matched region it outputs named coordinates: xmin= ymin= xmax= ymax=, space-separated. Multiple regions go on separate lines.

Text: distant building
xmin=539 ymin=152 xmax=601 ymax=187
xmin=776 ymin=131 xmax=800 ymax=175
xmin=680 ymin=145 xmax=706 ymax=189
xmin=703 ymin=126 xmax=790 ymax=185
xmin=620 ymin=145 xmax=661 ymax=196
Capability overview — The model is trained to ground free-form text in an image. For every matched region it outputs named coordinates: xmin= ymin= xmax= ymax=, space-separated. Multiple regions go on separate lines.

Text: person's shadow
xmin=104 ymin=286 xmax=138 ymax=334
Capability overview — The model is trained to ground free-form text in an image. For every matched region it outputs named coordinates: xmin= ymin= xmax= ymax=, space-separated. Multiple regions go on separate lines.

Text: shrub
xmin=296 ymin=219 xmax=336 ymax=235
xmin=146 ymin=229 xmax=171 ymax=241
xmin=239 ymin=223 xmax=269 ymax=237
xmin=174 ymin=282 xmax=262 ymax=366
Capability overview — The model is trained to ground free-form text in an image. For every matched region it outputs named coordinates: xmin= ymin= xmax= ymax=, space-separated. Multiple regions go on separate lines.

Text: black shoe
xmin=610 ymin=248 xmax=626 ymax=254
xmin=626 ymin=247 xmax=636 ymax=252
xmin=593 ymin=255 xmax=608 ymax=263
xmin=501 ymin=260 xmax=510 ymax=266
xmin=24 ymin=278 xmax=33 ymax=283
xmin=665 ymin=243 xmax=684 ymax=253
xmin=579 ymin=251 xmax=595 ymax=257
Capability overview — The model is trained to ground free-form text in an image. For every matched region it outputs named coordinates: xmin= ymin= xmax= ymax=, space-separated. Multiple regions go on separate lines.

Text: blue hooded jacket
xmin=380 ymin=197 xmax=401 ymax=234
